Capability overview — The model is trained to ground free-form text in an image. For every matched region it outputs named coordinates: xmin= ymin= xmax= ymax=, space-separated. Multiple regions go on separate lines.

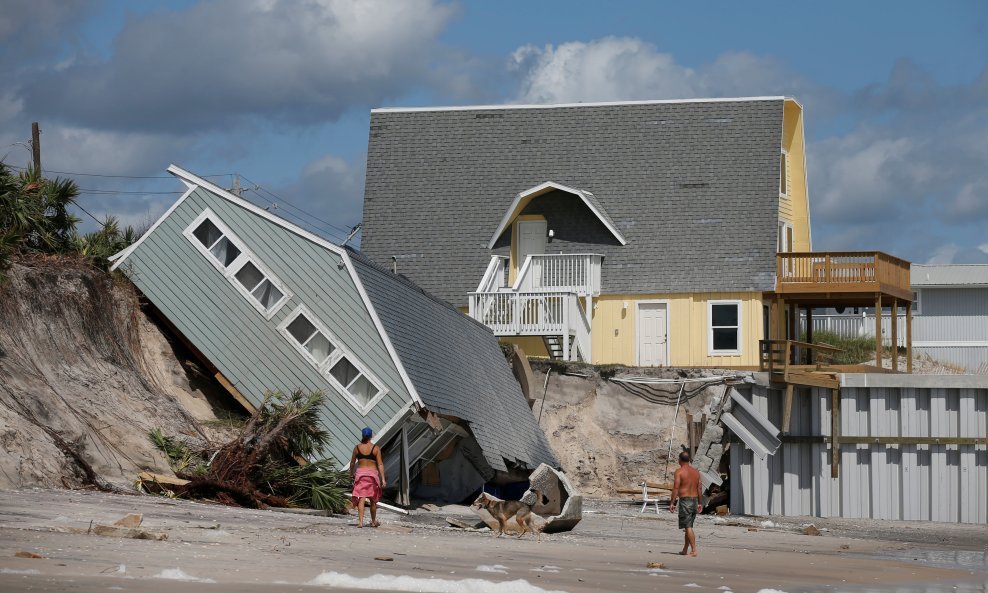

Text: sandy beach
xmin=0 ymin=489 xmax=985 ymax=593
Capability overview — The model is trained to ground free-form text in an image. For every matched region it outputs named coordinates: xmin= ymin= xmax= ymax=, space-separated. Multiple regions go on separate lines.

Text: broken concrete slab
xmin=113 ymin=513 xmax=143 ymax=528
xmin=472 ymin=464 xmax=583 ymax=534
xmin=89 ymin=524 xmax=168 ymax=541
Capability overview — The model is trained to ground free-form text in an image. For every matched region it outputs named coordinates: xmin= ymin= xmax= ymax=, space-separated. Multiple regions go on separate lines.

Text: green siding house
xmin=111 ymin=166 xmax=556 ymax=502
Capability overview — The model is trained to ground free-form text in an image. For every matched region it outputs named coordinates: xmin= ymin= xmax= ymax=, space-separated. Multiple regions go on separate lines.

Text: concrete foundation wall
xmin=731 ymin=375 xmax=988 ymax=524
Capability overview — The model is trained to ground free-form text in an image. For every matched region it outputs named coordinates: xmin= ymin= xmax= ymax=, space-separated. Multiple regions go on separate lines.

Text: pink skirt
xmin=352 ymin=468 xmax=382 ymax=505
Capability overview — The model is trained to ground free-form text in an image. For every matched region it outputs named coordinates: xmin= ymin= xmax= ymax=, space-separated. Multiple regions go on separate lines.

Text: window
xmin=191 ymin=218 xmax=241 ymax=269
xmin=911 ymin=290 xmax=922 ymax=315
xmin=279 ymin=305 xmax=387 ymax=414
xmin=777 ymin=222 xmax=793 ymax=253
xmin=184 ymin=209 xmax=291 ymax=319
xmin=780 ymin=150 xmax=789 ymax=197
xmin=709 ymin=301 xmax=742 ymax=355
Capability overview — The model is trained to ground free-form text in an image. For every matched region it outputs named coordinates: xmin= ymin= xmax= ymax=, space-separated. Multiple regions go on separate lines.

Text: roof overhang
xmin=486 ymin=181 xmax=627 ymax=249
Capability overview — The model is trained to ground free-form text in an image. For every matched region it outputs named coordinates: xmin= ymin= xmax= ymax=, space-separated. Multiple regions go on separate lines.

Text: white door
xmin=516 ymin=220 xmax=547 ymax=287
xmin=638 ymin=303 xmax=668 ymax=366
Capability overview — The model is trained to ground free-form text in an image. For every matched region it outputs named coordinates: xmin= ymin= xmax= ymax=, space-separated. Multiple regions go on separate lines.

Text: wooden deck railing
xmin=759 ymin=339 xmax=844 ymax=374
xmin=776 ymin=251 xmax=911 ymax=299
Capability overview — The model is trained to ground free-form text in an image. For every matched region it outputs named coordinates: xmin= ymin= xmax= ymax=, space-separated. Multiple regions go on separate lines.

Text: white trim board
xmin=913 ymin=341 xmax=988 ymax=348
xmin=373 ymin=96 xmax=789 ymax=113
xmin=108 ymin=181 xmax=197 ymax=270
xmin=487 ymin=181 xmax=627 ymax=249
xmin=181 ymin=207 xmax=293 ymax=321
xmin=276 ymin=303 xmax=390 ymax=417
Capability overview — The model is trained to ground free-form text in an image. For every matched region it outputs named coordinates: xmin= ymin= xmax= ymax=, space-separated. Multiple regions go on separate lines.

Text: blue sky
xmin=2 ymin=0 xmax=986 ymax=262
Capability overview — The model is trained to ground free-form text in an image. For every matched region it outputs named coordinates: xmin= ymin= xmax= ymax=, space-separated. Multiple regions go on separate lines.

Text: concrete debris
xmin=421 ymin=503 xmax=441 ymax=512
xmin=113 ymin=513 xmax=143 ymax=528
xmin=91 ymin=524 xmax=168 ymax=541
xmin=446 ymin=517 xmax=487 ymax=530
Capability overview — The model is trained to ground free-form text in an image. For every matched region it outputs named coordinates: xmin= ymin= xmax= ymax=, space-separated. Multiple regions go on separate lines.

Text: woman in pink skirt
xmin=350 ymin=427 xmax=385 ymax=527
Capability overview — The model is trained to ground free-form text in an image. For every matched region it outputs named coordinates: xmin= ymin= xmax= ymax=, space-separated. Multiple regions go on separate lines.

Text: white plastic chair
xmin=639 ymin=482 xmax=660 ymax=514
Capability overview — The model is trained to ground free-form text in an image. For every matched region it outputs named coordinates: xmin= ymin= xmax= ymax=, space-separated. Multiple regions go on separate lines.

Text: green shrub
xmin=801 ymin=330 xmax=876 ymax=364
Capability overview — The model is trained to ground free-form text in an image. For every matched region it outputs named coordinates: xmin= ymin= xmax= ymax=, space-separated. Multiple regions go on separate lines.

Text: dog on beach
xmin=472 ymin=490 xmax=543 ymax=542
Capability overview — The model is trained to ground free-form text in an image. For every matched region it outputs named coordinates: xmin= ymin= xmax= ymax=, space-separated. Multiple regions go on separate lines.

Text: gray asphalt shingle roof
xmin=348 ymin=247 xmax=559 ymax=472
xmin=361 ymin=98 xmax=786 ymax=306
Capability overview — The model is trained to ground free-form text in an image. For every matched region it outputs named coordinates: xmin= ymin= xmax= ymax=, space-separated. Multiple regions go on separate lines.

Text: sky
xmin=1 ymin=0 xmax=986 ymax=262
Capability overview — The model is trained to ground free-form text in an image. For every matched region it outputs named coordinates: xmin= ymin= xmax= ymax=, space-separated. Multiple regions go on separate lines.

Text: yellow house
xmin=360 ymin=97 xmax=912 ymax=369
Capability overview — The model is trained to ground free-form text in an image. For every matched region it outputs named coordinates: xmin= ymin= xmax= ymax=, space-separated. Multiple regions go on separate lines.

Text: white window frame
xmin=708 ymin=300 xmax=742 ymax=356
xmin=780 ymin=149 xmax=790 ymax=198
xmin=278 ymin=304 xmax=389 ymax=416
xmin=183 ymin=208 xmax=292 ymax=320
xmin=911 ymin=290 xmax=922 ymax=315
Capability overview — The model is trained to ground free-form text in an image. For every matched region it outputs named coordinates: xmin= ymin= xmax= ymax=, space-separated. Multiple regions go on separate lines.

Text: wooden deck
xmin=775 ymin=251 xmax=912 ymax=304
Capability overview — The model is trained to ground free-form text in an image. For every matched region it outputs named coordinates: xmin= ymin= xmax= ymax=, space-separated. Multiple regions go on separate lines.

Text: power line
xmin=77 ymin=189 xmax=185 ymax=195
xmin=5 ymin=163 xmax=235 ymax=181
xmin=238 ymin=174 xmax=354 ymax=236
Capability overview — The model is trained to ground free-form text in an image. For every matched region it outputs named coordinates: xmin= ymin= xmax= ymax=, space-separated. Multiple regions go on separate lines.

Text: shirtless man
xmin=669 ymin=450 xmax=703 ymax=556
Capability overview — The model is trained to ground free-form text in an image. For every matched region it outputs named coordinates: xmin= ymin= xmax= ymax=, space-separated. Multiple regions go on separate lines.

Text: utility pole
xmin=31 ymin=122 xmax=41 ymax=172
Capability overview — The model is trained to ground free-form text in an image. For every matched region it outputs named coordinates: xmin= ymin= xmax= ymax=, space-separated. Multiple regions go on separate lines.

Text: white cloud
xmin=510 ymin=37 xmax=815 ymax=105
xmin=22 ymin=0 xmax=457 ymax=131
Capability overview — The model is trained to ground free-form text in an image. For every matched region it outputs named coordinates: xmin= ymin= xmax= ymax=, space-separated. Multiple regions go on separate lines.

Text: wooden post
xmin=31 ymin=122 xmax=41 ymax=172
xmin=806 ymin=306 xmax=814 ymax=365
xmin=830 ymin=388 xmax=840 ymax=479
xmin=874 ymin=294 xmax=883 ymax=369
xmin=906 ymin=303 xmax=913 ymax=374
xmin=890 ymin=298 xmax=899 ymax=372
xmin=398 ymin=424 xmax=410 ymax=507
xmin=788 ymin=303 xmax=798 ymax=362
xmin=782 ymin=384 xmax=794 ymax=434
xmin=777 ymin=297 xmax=786 ymax=340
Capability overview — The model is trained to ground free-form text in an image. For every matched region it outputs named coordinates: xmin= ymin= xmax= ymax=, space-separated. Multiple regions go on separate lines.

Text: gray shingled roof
xmin=347 ymin=247 xmax=559 ymax=472
xmin=361 ymin=98 xmax=785 ymax=306
xmin=912 ymin=264 xmax=988 ymax=287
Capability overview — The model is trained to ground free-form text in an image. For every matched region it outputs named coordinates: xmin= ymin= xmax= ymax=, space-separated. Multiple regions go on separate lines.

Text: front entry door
xmin=516 ymin=220 xmax=547 ymax=285
xmin=638 ymin=303 xmax=668 ymax=366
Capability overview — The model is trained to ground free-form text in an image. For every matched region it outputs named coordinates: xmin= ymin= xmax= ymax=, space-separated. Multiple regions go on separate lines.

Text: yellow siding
xmin=591 ymin=293 xmax=765 ymax=367
xmin=780 ymin=99 xmax=811 ymax=251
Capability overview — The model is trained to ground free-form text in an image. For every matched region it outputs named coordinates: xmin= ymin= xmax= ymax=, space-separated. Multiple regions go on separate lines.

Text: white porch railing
xmin=468 ymin=290 xmax=589 ymax=361
xmin=475 ymin=255 xmax=509 ymax=293
xmin=513 ymin=254 xmax=603 ymax=296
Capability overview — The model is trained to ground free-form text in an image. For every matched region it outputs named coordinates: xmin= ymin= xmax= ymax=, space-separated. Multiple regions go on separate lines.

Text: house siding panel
xmin=120 ymin=187 xmax=411 ymax=464
xmin=731 ymin=382 xmax=987 ymax=524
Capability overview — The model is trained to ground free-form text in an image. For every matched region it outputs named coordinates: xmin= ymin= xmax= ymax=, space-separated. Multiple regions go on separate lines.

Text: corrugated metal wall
xmin=730 ymin=376 xmax=987 ymax=524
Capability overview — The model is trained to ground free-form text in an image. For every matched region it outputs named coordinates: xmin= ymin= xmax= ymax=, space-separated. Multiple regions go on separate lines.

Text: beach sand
xmin=0 ymin=489 xmax=984 ymax=593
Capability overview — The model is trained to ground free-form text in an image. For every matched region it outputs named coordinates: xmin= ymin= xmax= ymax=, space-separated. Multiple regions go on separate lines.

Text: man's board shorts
xmin=678 ymin=497 xmax=698 ymax=529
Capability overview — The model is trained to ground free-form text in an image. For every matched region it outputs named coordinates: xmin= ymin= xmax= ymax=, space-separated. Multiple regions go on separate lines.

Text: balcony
xmin=775 ymin=251 xmax=912 ymax=303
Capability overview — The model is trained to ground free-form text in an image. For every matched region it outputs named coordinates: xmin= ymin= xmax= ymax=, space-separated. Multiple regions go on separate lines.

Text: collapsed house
xmin=109 ymin=166 xmax=558 ymax=503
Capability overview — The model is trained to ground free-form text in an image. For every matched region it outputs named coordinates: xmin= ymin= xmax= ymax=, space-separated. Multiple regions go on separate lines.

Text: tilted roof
xmin=347 ymin=247 xmax=559 ymax=472
xmin=361 ymin=98 xmax=786 ymax=305
xmin=912 ymin=264 xmax=988 ymax=287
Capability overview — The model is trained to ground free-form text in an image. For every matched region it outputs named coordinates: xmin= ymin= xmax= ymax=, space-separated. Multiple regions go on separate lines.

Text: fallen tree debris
xmin=147 ymin=389 xmax=350 ymax=513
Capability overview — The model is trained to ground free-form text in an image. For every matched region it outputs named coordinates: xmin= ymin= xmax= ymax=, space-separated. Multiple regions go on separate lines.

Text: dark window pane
xmin=348 ymin=376 xmax=378 ymax=404
xmin=711 ymin=304 xmax=738 ymax=327
xmin=306 ymin=332 xmax=334 ymax=363
xmin=210 ymin=237 xmax=241 ymax=267
xmin=330 ymin=357 xmax=360 ymax=388
xmin=193 ymin=219 xmax=222 ymax=248
xmin=713 ymin=328 xmax=738 ymax=351
xmin=286 ymin=315 xmax=316 ymax=344
xmin=252 ymin=279 xmax=283 ymax=309
xmin=234 ymin=262 xmax=264 ymax=292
